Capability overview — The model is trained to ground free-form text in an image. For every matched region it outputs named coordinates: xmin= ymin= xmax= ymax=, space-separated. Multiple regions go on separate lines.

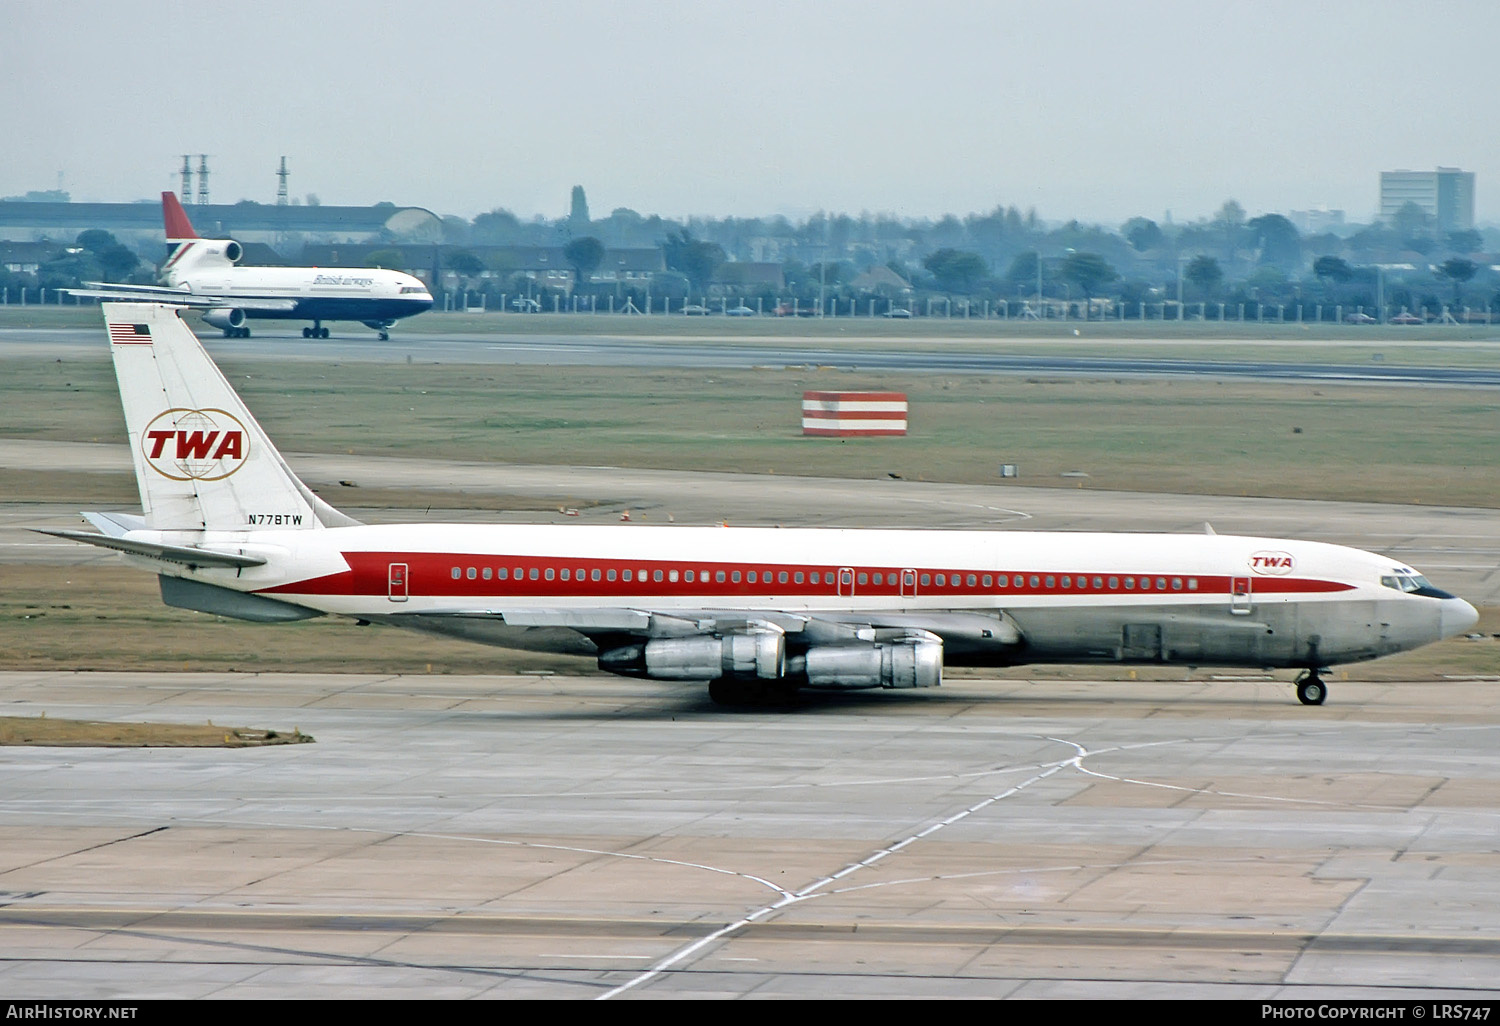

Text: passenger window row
xmin=444 ymin=564 xmax=1198 ymax=592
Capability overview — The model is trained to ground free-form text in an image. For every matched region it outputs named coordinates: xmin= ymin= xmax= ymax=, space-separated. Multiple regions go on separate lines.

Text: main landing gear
xmin=302 ymin=323 xmax=331 ymax=339
xmin=1295 ymin=669 xmax=1329 ymax=706
xmin=221 ymin=327 xmax=251 ymax=338
xmin=708 ymin=678 xmax=799 ymax=707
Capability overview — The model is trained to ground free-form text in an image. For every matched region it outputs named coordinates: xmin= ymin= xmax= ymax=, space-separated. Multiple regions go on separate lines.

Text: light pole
xmin=1176 ymin=252 xmax=1192 ymax=320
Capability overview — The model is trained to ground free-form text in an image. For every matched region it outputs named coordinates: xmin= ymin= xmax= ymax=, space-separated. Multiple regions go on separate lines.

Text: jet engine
xmin=599 ymin=628 xmax=786 ymax=681
xmin=597 ymin=627 xmax=943 ymax=690
xmin=201 ymin=307 xmax=246 ymax=331
xmin=796 ymin=630 xmax=944 ymax=690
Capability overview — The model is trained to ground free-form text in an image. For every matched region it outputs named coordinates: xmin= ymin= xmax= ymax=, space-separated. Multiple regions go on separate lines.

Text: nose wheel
xmin=1295 ymin=670 xmax=1328 ymax=706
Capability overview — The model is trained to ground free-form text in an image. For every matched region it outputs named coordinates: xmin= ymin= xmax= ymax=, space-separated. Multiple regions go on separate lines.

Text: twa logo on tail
xmin=141 ymin=408 xmax=249 ymax=481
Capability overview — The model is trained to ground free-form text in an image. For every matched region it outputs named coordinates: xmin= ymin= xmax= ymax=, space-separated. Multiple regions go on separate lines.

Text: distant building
xmin=0 ymin=240 xmax=64 ymax=274
xmin=1288 ymin=208 xmax=1346 ymax=235
xmin=0 ymin=200 xmax=444 ymax=249
xmin=847 ymin=266 xmax=912 ymax=293
xmin=1379 ymin=168 xmax=1475 ymax=232
xmin=714 ymin=261 xmax=785 ymax=291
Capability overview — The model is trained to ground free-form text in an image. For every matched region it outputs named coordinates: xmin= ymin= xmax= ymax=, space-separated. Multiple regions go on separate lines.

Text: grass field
xmin=5 ymin=347 xmax=1497 ymax=507
xmin=3 ymin=308 xmax=1495 ymax=680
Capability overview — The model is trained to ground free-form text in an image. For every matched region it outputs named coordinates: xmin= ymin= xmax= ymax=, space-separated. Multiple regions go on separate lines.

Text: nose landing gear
xmin=1295 ymin=669 xmax=1328 ymax=706
xmin=362 ymin=319 xmax=395 ymax=341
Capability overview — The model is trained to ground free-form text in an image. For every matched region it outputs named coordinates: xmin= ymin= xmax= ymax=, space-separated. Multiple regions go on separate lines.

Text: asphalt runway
xmin=2 ymin=324 xmax=1498 ymax=999
xmin=2 ymin=669 xmax=1499 ymax=999
xmin=4 ymin=324 xmax=1500 ymax=385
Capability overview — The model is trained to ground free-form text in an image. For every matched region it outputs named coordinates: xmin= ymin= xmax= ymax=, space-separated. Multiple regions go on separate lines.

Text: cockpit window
xmin=1380 ymin=572 xmax=1454 ymax=599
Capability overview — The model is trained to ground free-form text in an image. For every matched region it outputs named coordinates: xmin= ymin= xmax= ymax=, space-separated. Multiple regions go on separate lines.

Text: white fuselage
xmin=133 ymin=523 xmax=1477 ymax=671
xmin=159 ymin=238 xmax=432 ymax=327
xmin=171 ymin=261 xmax=430 ymax=324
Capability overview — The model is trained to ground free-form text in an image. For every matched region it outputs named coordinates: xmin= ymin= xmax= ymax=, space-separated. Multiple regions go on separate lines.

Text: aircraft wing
xmin=69 ymin=282 xmax=297 ymax=312
xmin=392 ymin=606 xmax=1021 ymax=647
xmin=31 ymin=528 xmax=267 ymax=570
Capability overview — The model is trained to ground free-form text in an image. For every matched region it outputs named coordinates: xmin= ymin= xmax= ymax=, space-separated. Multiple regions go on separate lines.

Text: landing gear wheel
xmin=320 ymin=327 xmax=330 ymax=339
xmin=1296 ymin=671 xmax=1327 ymax=706
xmin=302 ymin=327 xmax=311 ymax=338
xmin=709 ymin=679 xmax=753 ymax=706
xmin=378 ymin=330 xmax=390 ymax=341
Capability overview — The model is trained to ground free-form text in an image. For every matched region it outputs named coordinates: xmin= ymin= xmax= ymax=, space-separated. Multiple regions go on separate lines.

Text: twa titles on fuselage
xmin=72 ymin=193 xmax=432 ymax=341
xmin=39 ymin=303 xmax=1479 ymax=707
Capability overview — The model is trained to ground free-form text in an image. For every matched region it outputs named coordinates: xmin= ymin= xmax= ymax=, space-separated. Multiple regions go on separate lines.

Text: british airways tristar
xmin=73 ymin=193 xmax=432 ymax=340
xmin=42 ymin=303 xmax=1478 ymax=706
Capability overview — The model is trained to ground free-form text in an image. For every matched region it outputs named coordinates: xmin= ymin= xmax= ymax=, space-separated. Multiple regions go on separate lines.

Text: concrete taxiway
xmin=2 ymin=324 xmax=1496 ymax=998
xmin=2 ymin=669 xmax=1499 ymax=999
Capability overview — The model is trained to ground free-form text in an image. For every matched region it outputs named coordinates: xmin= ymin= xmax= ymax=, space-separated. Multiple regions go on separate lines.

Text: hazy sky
xmin=5 ymin=0 xmax=1498 ymax=226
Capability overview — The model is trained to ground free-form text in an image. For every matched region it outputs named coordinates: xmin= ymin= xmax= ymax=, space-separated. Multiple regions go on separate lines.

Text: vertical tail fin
xmin=103 ymin=302 xmax=359 ymax=532
xmin=161 ymin=191 xmax=199 ymax=241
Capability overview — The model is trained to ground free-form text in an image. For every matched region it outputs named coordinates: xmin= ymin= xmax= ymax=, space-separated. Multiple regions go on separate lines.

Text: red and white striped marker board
xmin=801 ymin=390 xmax=908 ymax=436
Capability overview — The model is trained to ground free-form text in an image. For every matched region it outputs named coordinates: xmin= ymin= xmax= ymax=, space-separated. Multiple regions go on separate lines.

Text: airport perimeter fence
xmin=6 ymin=286 xmax=1494 ymax=327
xmin=469 ymin=290 xmax=1497 ymax=326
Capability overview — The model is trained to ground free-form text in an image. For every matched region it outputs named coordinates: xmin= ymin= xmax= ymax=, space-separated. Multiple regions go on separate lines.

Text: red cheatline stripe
xmin=257 ymin=551 xmax=1355 ymax=601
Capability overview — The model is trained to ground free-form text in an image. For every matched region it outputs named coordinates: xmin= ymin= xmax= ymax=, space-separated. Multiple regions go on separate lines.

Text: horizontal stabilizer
xmin=32 ymin=528 xmax=266 ymax=569
xmin=71 ymin=284 xmax=297 ymax=311
xmin=82 ymin=511 xmax=147 ymax=537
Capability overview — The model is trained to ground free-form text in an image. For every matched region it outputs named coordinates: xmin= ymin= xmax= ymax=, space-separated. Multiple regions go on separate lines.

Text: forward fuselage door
xmin=838 ymin=567 xmax=855 ymax=597
xmin=1230 ymin=576 xmax=1252 ymax=615
xmin=900 ymin=568 xmax=918 ymax=598
xmin=388 ymin=562 xmax=409 ymax=602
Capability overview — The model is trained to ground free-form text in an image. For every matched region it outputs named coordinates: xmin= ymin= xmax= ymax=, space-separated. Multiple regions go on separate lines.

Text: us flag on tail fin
xmin=108 ymin=322 xmax=152 ymax=344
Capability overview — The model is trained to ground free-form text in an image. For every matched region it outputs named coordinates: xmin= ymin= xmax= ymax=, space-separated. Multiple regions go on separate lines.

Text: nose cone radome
xmin=1440 ymin=597 xmax=1480 ymax=640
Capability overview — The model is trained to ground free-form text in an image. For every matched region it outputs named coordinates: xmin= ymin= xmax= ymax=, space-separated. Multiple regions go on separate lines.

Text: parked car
xmin=681 ymin=304 xmax=710 ymax=315
xmin=725 ymin=305 xmax=756 ymax=317
xmin=1344 ymin=312 xmax=1376 ymax=324
xmin=1389 ymin=311 xmax=1424 ymax=324
xmin=511 ymin=297 xmax=541 ymax=312
xmin=882 ymin=308 xmax=913 ymax=318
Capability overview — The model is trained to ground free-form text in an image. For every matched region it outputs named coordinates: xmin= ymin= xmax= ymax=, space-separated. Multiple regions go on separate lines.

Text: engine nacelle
xmin=799 ymin=631 xmax=944 ymax=690
xmin=599 ymin=629 xmax=786 ymax=681
xmin=201 ymin=307 xmax=246 ymax=331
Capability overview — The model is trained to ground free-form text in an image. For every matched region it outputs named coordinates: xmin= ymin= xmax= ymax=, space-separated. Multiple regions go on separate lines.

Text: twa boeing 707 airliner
xmin=42 ymin=303 xmax=1478 ymax=706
